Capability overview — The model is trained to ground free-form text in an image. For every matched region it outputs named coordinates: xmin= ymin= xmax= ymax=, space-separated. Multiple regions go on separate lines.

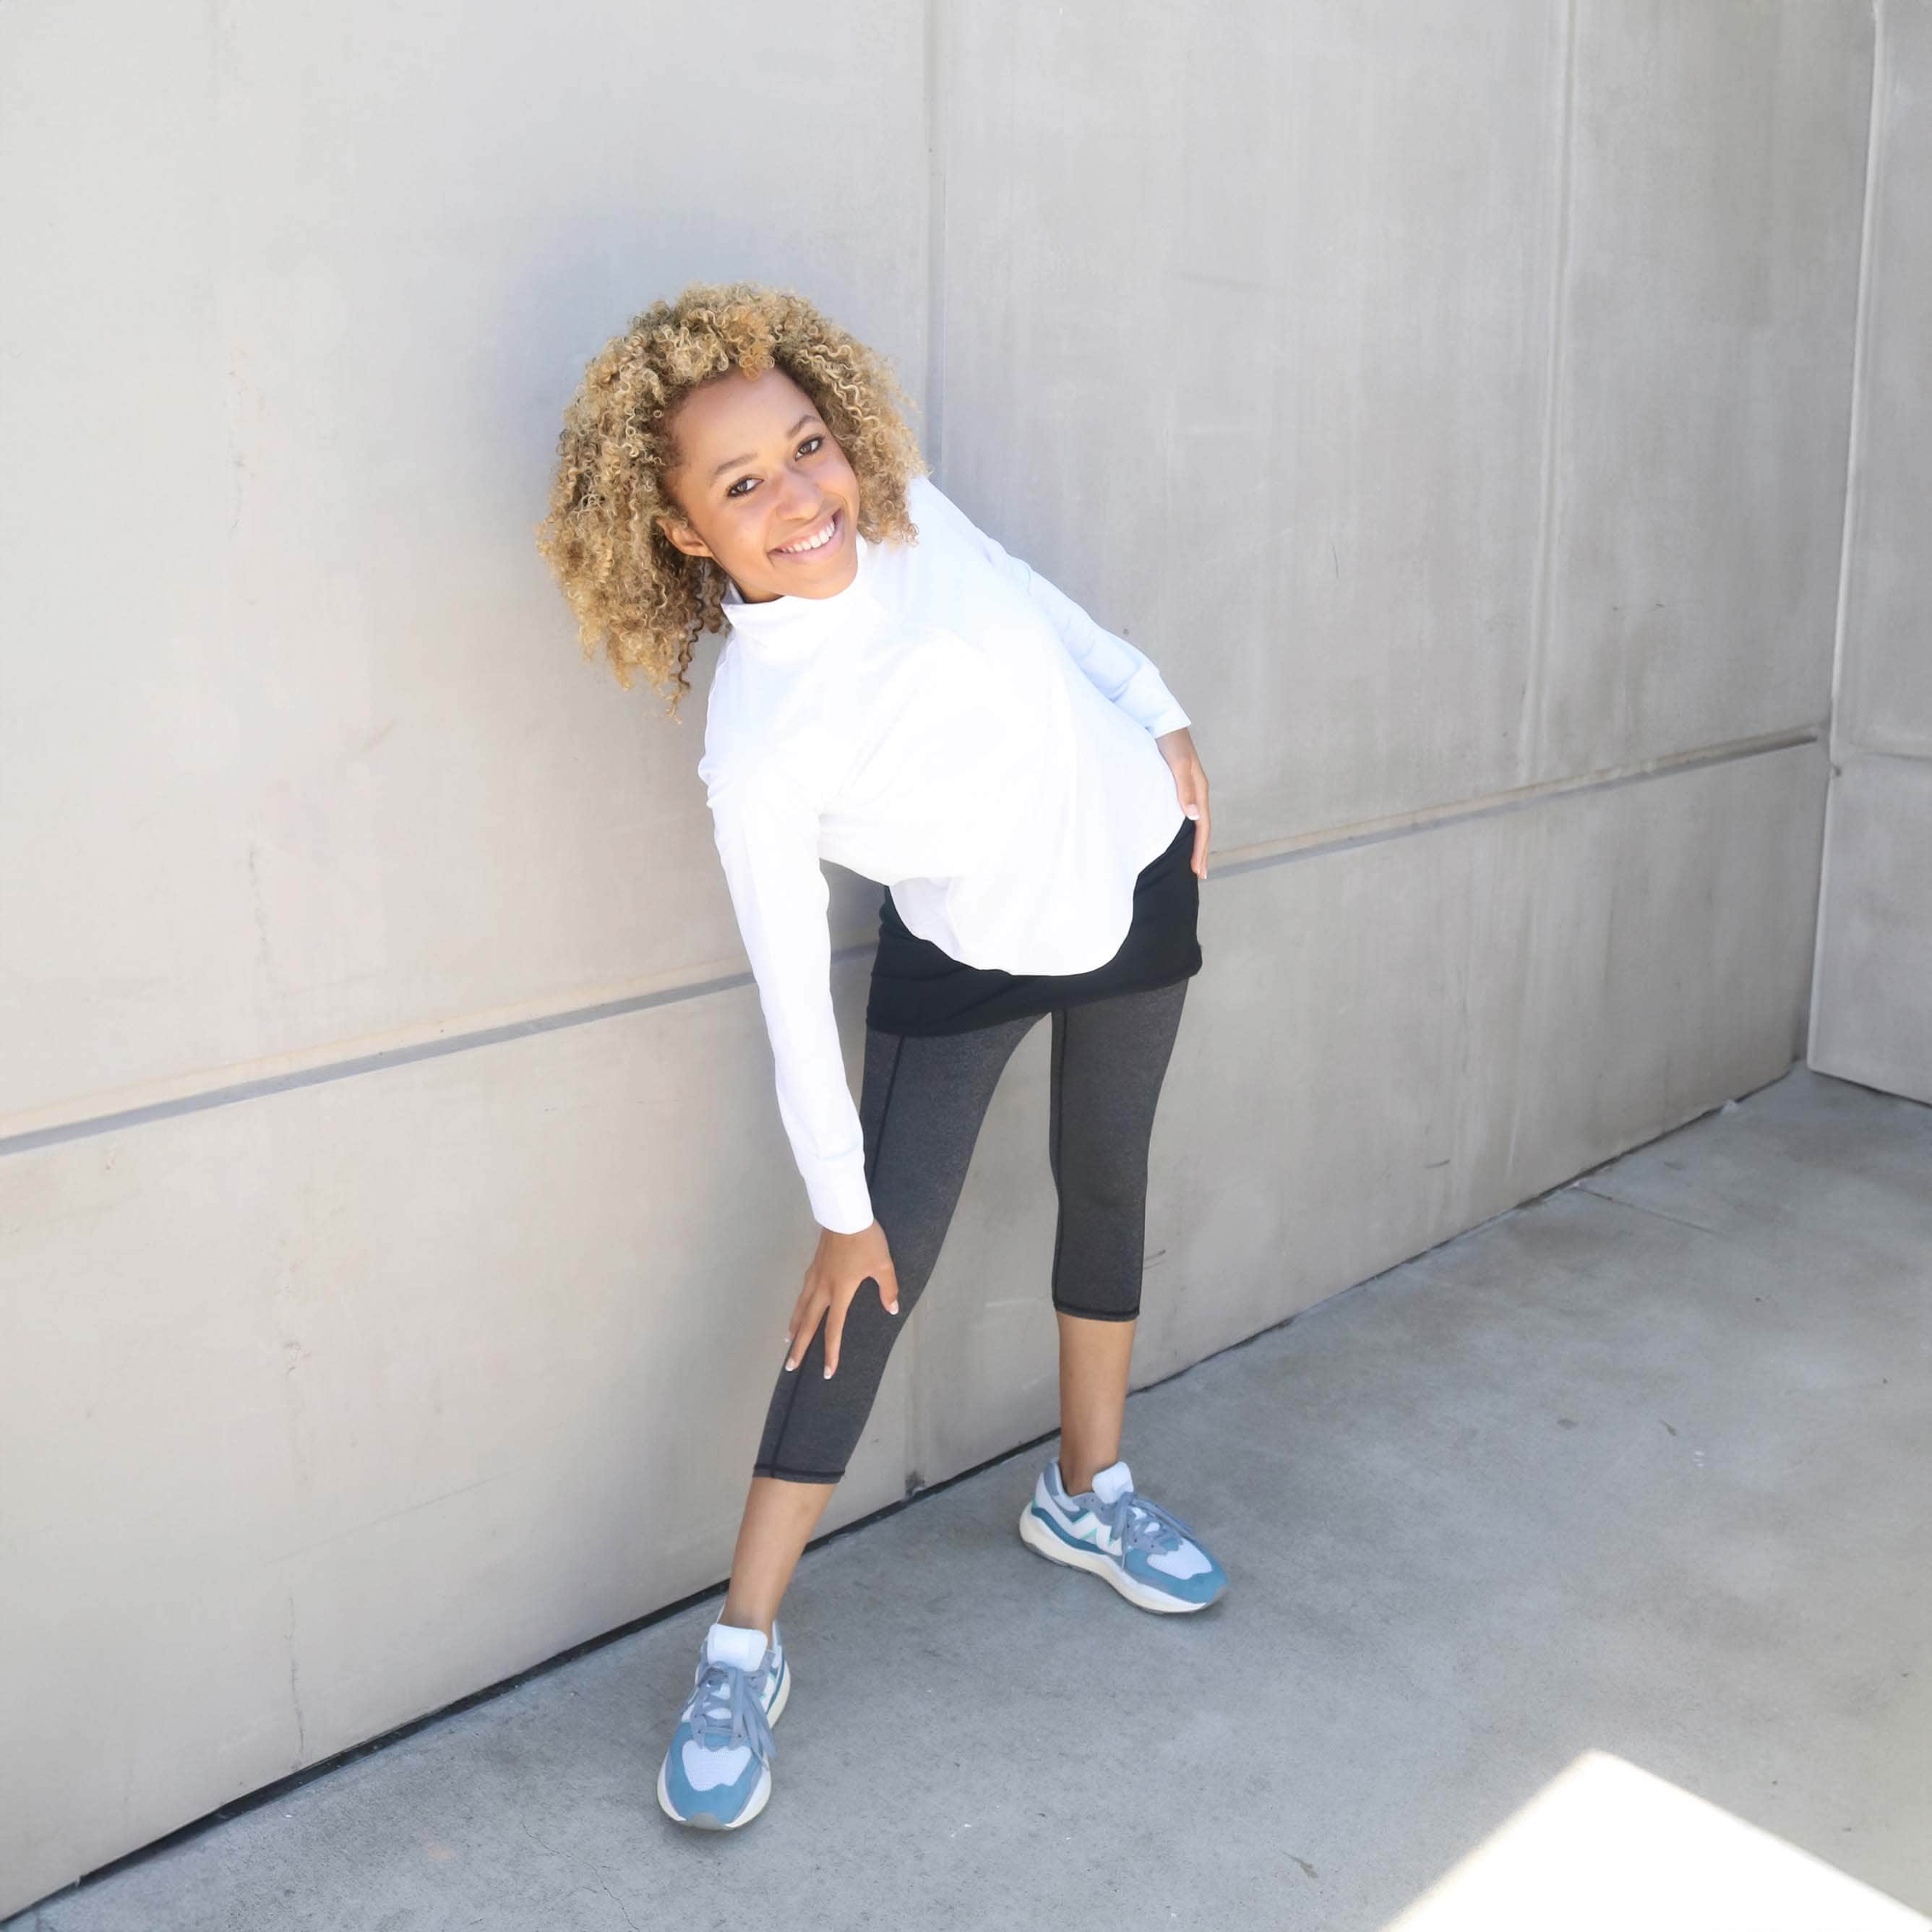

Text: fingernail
xmin=823 ymin=1365 xmax=834 ymax=1379
xmin=1185 ymin=804 xmax=1199 ymax=819
xmin=888 ymin=1301 xmax=900 ymax=1315
xmin=784 ymin=1359 xmax=797 ymax=1373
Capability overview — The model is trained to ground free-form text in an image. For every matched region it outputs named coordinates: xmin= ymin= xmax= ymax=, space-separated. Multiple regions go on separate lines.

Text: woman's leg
xmin=721 ymin=1013 xmax=1038 ymax=1634
xmin=721 ymin=1477 xmax=837 ymax=1635
xmin=1045 ymin=979 xmax=1190 ymax=1492
xmin=1056 ymin=1311 xmax=1139 ymax=1498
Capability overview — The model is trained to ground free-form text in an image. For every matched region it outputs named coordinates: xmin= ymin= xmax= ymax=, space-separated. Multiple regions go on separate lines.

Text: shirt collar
xmin=719 ymin=528 xmax=880 ymax=661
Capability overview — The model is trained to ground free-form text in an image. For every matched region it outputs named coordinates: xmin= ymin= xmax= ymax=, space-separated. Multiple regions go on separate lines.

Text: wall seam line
xmin=0 ymin=950 xmax=875 ymax=1159
xmin=1 ymin=724 xmax=1822 ymax=1158
xmin=1808 ymin=0 xmax=1887 ymax=1062
xmin=922 ymin=0 xmax=948 ymax=477
xmin=909 ymin=0 xmax=951 ymax=1503
xmin=1208 ymin=726 xmax=1821 ymax=880
xmin=1523 ymin=0 xmax=1579 ymax=783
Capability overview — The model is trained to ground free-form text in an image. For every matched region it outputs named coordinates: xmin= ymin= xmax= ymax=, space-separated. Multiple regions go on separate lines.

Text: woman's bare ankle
xmin=718 ymin=1595 xmax=775 ymax=1639
xmin=718 ymin=1474 xmax=838 ymax=1640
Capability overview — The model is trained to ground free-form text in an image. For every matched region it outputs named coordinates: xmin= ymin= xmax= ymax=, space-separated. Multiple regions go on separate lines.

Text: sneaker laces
xmin=681 ymin=1659 xmax=776 ymax=1764
xmin=1097 ymin=1488 xmax=1200 ymax=1561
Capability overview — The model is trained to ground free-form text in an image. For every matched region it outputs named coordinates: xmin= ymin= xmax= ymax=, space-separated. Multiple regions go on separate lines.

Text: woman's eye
xmin=797 ymin=435 xmax=823 ymax=458
xmin=726 ymin=476 xmax=757 ymax=499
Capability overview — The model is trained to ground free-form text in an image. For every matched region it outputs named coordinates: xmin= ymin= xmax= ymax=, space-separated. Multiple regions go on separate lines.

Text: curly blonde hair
xmin=536 ymin=282 xmax=925 ymax=713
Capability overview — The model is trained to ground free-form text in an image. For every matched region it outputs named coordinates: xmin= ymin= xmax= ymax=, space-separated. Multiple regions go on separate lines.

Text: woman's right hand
xmin=785 ymin=1220 xmax=899 ymax=1377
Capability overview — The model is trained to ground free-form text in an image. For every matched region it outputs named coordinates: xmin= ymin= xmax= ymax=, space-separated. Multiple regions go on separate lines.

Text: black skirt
xmin=864 ymin=814 xmax=1203 ymax=1037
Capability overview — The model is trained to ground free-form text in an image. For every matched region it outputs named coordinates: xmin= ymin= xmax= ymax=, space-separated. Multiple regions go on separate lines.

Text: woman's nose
xmin=773 ymin=465 xmax=817 ymax=517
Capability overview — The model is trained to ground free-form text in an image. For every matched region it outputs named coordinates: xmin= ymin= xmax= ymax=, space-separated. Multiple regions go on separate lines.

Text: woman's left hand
xmin=1156 ymin=727 xmax=1211 ymax=880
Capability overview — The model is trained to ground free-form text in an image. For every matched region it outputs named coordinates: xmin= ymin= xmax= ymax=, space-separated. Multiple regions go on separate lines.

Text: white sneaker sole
xmin=1017 ymin=1503 xmax=1215 ymax=1615
xmin=656 ymin=1655 xmax=790 ymax=1829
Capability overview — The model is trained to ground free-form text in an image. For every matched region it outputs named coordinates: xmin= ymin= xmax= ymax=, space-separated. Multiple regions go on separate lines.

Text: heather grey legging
xmin=753 ymin=976 xmax=1190 ymax=1484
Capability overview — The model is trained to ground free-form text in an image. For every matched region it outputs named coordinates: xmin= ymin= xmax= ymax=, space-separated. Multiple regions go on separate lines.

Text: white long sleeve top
xmin=697 ymin=474 xmax=1191 ymax=1234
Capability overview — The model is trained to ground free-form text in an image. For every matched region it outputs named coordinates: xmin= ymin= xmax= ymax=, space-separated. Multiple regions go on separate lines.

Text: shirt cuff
xmin=805 ymin=1156 xmax=875 ymax=1235
xmin=1115 ymin=664 xmax=1190 ymax=740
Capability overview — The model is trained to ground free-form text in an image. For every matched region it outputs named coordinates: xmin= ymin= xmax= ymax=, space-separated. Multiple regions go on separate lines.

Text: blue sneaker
xmin=1018 ymin=1458 xmax=1227 ymax=1613
xmin=656 ymin=1618 xmax=789 ymax=1829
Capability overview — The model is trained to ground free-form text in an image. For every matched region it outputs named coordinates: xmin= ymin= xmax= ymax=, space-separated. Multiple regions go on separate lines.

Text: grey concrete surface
xmin=1812 ymin=0 xmax=1932 ymax=1105
xmin=935 ymin=1 xmax=1868 ymax=845
xmin=1832 ymin=0 xmax=1932 ymax=762
xmin=12 ymin=1062 xmax=1925 ymax=1932
xmin=0 ymin=0 xmax=927 ymax=1122
xmin=1813 ymin=753 xmax=1932 ymax=1103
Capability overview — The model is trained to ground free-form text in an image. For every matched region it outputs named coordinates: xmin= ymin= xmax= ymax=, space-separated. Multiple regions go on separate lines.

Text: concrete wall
xmin=1811 ymin=0 xmax=1932 ymax=1104
xmin=0 ymin=1 xmax=1872 ymax=1912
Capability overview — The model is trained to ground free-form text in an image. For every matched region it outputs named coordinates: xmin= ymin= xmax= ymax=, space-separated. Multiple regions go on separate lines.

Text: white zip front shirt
xmin=697 ymin=475 xmax=1191 ymax=1234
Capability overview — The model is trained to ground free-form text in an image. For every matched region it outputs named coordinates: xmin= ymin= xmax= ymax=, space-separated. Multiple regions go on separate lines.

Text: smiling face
xmin=657 ymin=365 xmax=861 ymax=604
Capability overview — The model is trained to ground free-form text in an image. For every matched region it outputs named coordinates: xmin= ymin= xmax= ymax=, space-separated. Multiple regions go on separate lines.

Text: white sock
xmin=1057 ymin=1457 xmax=1133 ymax=1504
xmin=704 ymin=1620 xmax=768 ymax=1672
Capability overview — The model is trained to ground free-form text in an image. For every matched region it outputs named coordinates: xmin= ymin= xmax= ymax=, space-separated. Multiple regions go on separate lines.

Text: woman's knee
xmin=752 ymin=1284 xmax=908 ymax=1483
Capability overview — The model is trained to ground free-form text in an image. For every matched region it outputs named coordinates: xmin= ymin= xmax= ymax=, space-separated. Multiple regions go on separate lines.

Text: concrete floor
xmin=9 ymin=1065 xmax=1928 ymax=1932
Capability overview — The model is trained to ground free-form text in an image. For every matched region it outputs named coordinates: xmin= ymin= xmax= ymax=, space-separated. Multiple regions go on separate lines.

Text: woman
xmin=538 ymin=282 xmax=1225 ymax=1831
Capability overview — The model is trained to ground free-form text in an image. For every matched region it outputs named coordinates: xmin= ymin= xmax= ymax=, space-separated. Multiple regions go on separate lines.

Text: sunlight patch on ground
xmin=1383 ymin=1750 xmax=1926 ymax=1932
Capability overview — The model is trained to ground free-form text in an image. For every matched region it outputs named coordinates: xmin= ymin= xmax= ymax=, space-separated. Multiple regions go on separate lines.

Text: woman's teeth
xmin=777 ymin=511 xmax=838 ymax=555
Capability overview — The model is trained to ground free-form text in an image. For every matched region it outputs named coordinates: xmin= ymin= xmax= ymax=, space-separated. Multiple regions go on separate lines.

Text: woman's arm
xmin=1154 ymin=725 xmax=1212 ymax=880
xmin=706 ymin=768 xmax=874 ymax=1236
xmin=909 ymin=476 xmax=1211 ymax=874
xmin=912 ymin=476 xmax=1193 ymax=739
xmin=709 ymin=770 xmax=901 ymax=1373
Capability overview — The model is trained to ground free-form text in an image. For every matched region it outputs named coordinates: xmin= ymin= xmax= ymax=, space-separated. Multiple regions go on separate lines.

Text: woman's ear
xmin=657 ymin=513 xmax=713 ymax=561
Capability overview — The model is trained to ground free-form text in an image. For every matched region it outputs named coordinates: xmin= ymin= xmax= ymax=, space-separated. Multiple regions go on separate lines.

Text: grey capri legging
xmin=752 ymin=976 xmax=1190 ymax=1485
